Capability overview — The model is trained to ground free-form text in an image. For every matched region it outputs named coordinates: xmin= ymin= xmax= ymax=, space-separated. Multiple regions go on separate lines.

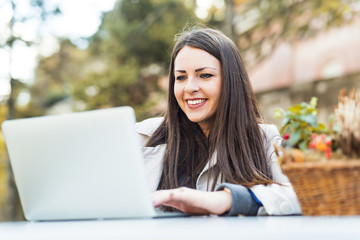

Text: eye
xmin=200 ymin=73 xmax=213 ymax=79
xmin=176 ymin=75 xmax=186 ymax=81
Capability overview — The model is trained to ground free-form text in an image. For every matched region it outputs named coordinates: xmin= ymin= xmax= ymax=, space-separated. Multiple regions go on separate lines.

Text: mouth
xmin=186 ymin=98 xmax=207 ymax=108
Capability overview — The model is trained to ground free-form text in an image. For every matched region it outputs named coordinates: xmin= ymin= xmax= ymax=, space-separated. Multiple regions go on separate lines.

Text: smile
xmin=187 ymin=99 xmax=206 ymax=105
xmin=186 ymin=99 xmax=208 ymax=109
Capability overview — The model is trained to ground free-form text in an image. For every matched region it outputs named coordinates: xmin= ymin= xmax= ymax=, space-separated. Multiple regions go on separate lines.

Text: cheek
xmin=212 ymin=79 xmax=222 ymax=100
xmin=173 ymin=83 xmax=183 ymax=104
xmin=211 ymin=88 xmax=221 ymax=105
xmin=211 ymin=80 xmax=222 ymax=109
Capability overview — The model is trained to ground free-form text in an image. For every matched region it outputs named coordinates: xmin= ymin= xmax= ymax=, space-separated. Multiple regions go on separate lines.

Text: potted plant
xmin=274 ymin=89 xmax=360 ymax=216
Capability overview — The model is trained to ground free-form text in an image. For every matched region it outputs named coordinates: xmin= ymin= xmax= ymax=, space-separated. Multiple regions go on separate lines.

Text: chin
xmin=186 ymin=116 xmax=204 ymax=124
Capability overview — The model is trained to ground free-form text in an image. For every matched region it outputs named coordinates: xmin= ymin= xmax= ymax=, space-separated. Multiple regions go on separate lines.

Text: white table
xmin=0 ymin=215 xmax=359 ymax=240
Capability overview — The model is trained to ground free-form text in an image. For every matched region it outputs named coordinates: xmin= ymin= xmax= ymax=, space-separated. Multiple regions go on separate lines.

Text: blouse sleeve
xmin=216 ymin=183 xmax=259 ymax=216
xmin=250 ymin=124 xmax=302 ymax=215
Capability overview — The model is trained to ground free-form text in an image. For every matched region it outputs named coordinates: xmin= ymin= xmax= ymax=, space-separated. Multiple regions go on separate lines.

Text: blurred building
xmin=250 ymin=19 xmax=360 ymax=92
xmin=250 ymin=19 xmax=360 ymax=126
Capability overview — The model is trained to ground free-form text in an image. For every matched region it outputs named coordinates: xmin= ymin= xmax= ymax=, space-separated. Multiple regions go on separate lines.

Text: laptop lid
xmin=1 ymin=106 xmax=157 ymax=220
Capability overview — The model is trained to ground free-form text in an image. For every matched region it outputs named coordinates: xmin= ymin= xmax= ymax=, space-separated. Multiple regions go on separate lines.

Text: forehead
xmin=174 ymin=46 xmax=220 ymax=70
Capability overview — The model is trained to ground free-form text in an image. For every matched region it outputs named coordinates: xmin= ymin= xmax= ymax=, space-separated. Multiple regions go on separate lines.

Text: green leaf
xmin=290 ymin=122 xmax=301 ymax=129
xmin=289 ymin=131 xmax=301 ymax=146
xmin=302 ymin=128 xmax=310 ymax=136
xmin=281 ymin=117 xmax=290 ymax=127
xmin=318 ymin=123 xmax=327 ymax=130
xmin=280 ymin=125 xmax=287 ymax=134
xmin=300 ymin=102 xmax=307 ymax=108
xmin=310 ymin=97 xmax=318 ymax=108
xmin=288 ymin=105 xmax=302 ymax=114
xmin=299 ymin=115 xmax=318 ymax=126
xmin=299 ymin=141 xmax=308 ymax=151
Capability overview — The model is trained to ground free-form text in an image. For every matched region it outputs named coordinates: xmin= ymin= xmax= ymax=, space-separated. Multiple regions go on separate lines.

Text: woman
xmin=135 ymin=27 xmax=301 ymax=216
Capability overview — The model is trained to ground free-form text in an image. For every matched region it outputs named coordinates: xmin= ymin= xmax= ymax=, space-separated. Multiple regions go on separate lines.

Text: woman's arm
xmin=151 ymin=187 xmax=232 ymax=215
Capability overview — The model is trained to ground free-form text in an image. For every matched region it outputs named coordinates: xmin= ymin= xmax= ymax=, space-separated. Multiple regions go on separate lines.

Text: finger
xmin=167 ymin=188 xmax=204 ymax=206
xmin=161 ymin=201 xmax=210 ymax=214
xmin=158 ymin=197 xmax=210 ymax=214
xmin=151 ymin=189 xmax=177 ymax=207
xmin=151 ymin=188 xmax=195 ymax=210
xmin=152 ymin=187 xmax=190 ymax=204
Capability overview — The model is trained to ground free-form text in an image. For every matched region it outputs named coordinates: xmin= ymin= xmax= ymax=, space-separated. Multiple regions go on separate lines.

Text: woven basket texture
xmin=281 ymin=160 xmax=360 ymax=215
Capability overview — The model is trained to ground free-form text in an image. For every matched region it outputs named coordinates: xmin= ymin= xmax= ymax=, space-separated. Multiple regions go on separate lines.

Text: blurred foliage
xmin=1 ymin=0 xmax=61 ymax=119
xmin=177 ymin=0 xmax=359 ymax=67
xmin=30 ymin=0 xmax=359 ymax=119
xmin=232 ymin=0 xmax=358 ymax=67
xmin=33 ymin=0 xmax=197 ymax=120
xmin=30 ymin=40 xmax=90 ymax=116
xmin=0 ymin=105 xmax=8 ymax=218
xmin=0 ymin=0 xmax=61 ymax=221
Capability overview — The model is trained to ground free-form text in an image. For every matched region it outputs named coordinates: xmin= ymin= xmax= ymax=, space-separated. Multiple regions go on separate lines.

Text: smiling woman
xmin=135 ymin=27 xmax=302 ymax=216
xmin=174 ymin=46 xmax=222 ymax=136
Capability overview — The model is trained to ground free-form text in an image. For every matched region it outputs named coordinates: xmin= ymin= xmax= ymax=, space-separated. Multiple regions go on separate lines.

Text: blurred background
xmin=0 ymin=0 xmax=359 ymax=221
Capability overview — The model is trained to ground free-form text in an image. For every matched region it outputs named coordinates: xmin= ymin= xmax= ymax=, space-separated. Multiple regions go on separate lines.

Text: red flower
xmin=283 ymin=134 xmax=290 ymax=140
xmin=311 ymin=133 xmax=318 ymax=140
xmin=309 ymin=142 xmax=316 ymax=149
xmin=325 ymin=147 xmax=332 ymax=159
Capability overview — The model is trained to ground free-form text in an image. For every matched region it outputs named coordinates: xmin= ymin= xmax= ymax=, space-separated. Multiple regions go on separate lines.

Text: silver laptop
xmin=2 ymin=106 xmax=183 ymax=221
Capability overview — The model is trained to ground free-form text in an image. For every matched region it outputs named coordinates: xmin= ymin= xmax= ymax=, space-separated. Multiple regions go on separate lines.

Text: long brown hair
xmin=147 ymin=27 xmax=274 ymax=191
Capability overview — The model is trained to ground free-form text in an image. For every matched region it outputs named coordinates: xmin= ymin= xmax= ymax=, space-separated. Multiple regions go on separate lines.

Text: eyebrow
xmin=175 ymin=67 xmax=217 ymax=73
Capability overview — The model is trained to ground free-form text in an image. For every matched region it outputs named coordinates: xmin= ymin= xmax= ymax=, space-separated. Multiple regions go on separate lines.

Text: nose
xmin=184 ymin=76 xmax=200 ymax=93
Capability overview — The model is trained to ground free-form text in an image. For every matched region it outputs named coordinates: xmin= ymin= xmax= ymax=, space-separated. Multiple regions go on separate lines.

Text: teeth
xmin=188 ymin=99 xmax=206 ymax=105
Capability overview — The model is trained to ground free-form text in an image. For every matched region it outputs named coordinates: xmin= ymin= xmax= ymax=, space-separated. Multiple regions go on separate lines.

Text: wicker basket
xmin=281 ymin=160 xmax=360 ymax=215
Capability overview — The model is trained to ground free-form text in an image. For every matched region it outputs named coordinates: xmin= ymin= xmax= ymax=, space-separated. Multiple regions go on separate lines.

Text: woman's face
xmin=174 ymin=46 xmax=222 ymax=135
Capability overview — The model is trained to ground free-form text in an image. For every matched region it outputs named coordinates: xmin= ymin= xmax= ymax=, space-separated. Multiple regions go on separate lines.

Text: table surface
xmin=0 ymin=215 xmax=359 ymax=240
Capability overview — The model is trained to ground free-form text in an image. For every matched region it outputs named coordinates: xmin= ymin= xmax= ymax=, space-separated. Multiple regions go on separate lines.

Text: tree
xmin=204 ymin=0 xmax=359 ymax=68
xmin=28 ymin=40 xmax=90 ymax=116
xmin=0 ymin=0 xmax=60 ymax=220
xmin=71 ymin=0 xmax=198 ymax=120
xmin=33 ymin=0 xmax=198 ymax=120
xmin=0 ymin=104 xmax=8 ymax=221
xmin=238 ymin=0 xmax=358 ymax=67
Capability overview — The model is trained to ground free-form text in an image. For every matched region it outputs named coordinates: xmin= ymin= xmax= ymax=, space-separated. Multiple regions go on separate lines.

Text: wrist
xmin=220 ymin=188 xmax=232 ymax=214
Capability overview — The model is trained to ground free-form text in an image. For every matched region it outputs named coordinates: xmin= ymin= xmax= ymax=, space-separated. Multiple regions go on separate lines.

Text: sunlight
xmin=0 ymin=0 xmax=116 ymax=98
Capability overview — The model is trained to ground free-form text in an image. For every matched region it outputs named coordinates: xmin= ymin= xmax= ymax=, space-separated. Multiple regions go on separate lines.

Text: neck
xmin=198 ymin=122 xmax=210 ymax=137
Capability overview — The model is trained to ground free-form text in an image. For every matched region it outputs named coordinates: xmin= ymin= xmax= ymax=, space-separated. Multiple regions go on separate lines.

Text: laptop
xmin=1 ymin=106 xmax=185 ymax=221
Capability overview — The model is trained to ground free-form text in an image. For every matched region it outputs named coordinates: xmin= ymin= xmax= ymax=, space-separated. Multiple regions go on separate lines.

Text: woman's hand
xmin=151 ymin=187 xmax=232 ymax=215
